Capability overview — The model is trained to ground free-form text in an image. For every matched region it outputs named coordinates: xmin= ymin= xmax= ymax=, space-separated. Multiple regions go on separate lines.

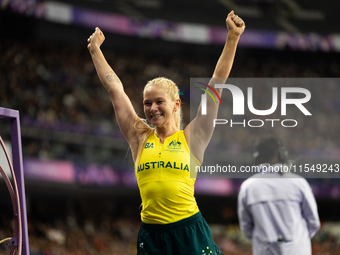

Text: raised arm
xmin=185 ymin=11 xmax=245 ymax=164
xmin=87 ymin=28 xmax=142 ymax=160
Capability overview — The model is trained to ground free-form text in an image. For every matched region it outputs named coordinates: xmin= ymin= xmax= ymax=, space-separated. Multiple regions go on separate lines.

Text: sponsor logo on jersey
xmin=167 ymin=140 xmax=182 ymax=149
xmin=144 ymin=142 xmax=154 ymax=149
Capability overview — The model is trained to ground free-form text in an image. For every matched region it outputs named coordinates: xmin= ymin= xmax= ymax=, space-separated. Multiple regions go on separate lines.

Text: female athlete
xmin=87 ymin=11 xmax=245 ymax=255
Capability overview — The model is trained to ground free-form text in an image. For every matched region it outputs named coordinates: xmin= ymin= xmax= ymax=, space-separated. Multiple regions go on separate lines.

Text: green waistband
xmin=141 ymin=211 xmax=202 ymax=231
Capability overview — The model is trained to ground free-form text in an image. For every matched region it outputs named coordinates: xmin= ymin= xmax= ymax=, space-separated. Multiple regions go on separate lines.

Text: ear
xmin=174 ymin=99 xmax=181 ymax=112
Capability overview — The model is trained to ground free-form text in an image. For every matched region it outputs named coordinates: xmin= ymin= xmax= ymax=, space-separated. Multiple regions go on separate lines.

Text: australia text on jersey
xmin=138 ymin=140 xmax=188 ymax=173
xmin=137 ymin=161 xmax=189 ymax=173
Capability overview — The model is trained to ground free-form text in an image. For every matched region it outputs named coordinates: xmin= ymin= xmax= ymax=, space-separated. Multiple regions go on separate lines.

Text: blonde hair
xmin=134 ymin=77 xmax=182 ymax=166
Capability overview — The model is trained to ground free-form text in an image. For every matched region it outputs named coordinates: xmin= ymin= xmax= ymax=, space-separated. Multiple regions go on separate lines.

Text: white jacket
xmin=238 ymin=164 xmax=320 ymax=255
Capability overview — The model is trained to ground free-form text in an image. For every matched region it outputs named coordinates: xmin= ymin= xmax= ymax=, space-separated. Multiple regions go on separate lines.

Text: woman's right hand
xmin=226 ymin=11 xmax=245 ymax=37
xmin=87 ymin=27 xmax=105 ymax=53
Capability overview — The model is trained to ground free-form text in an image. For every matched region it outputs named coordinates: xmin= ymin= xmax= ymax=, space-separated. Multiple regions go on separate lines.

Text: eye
xmin=144 ymin=102 xmax=151 ymax=105
xmin=157 ymin=101 xmax=163 ymax=104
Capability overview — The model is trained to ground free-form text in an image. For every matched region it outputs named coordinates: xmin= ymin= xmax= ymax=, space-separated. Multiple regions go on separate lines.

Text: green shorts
xmin=137 ymin=211 xmax=223 ymax=255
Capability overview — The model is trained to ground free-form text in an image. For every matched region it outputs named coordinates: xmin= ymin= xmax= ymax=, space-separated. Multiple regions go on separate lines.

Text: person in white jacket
xmin=238 ymin=137 xmax=320 ymax=255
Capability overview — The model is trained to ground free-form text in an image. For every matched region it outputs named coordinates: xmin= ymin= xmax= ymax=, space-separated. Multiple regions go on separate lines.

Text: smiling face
xmin=143 ymin=85 xmax=179 ymax=128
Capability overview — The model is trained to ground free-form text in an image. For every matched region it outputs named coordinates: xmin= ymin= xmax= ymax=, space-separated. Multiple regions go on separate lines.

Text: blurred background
xmin=0 ymin=0 xmax=340 ymax=254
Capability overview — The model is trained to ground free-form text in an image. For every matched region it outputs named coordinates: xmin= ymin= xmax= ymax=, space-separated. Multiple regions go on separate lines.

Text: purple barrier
xmin=76 ymin=163 xmax=120 ymax=185
xmin=24 ymin=159 xmax=122 ymax=186
xmin=18 ymin=154 xmax=340 ymax=199
xmin=24 ymin=159 xmax=75 ymax=183
xmin=195 ymin=178 xmax=234 ymax=196
xmin=73 ymin=7 xmax=133 ymax=36
xmin=1 ymin=0 xmax=339 ymax=51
